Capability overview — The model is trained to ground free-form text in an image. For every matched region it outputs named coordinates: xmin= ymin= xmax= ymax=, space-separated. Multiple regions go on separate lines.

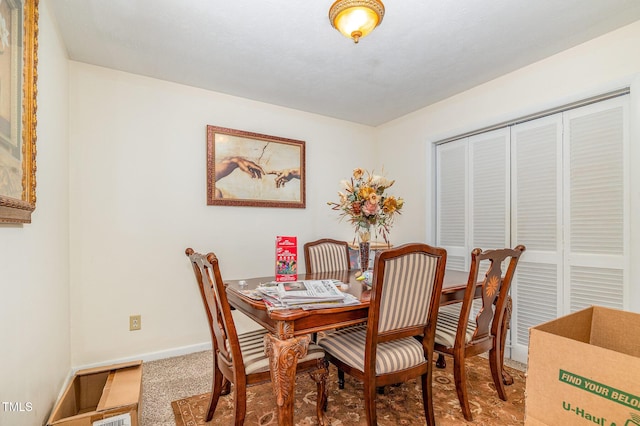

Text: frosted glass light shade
xmin=329 ymin=0 xmax=385 ymax=43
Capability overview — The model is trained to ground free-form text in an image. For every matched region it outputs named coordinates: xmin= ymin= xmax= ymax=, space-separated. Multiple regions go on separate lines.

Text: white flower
xmin=372 ymin=175 xmax=393 ymax=189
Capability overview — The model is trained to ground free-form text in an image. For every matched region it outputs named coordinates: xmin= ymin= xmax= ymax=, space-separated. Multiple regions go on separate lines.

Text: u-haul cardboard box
xmin=47 ymin=361 xmax=142 ymax=426
xmin=525 ymin=306 xmax=640 ymax=426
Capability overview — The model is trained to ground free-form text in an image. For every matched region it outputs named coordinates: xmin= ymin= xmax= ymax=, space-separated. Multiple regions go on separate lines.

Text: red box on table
xmin=275 ymin=236 xmax=298 ymax=282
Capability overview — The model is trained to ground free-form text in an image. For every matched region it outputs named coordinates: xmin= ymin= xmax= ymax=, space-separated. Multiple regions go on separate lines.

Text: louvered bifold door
xmin=563 ymin=96 xmax=628 ymax=313
xmin=468 ymin=129 xmax=511 ymax=348
xmin=436 ymin=139 xmax=469 ymax=271
xmin=510 ymin=113 xmax=563 ymax=363
xmin=469 ymin=129 xmax=510 ymax=251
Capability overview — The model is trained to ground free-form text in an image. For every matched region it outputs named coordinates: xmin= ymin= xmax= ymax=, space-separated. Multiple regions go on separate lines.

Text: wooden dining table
xmin=224 ymin=268 xmax=508 ymax=426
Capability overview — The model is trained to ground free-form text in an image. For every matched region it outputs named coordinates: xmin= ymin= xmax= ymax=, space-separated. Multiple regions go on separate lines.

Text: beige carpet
xmin=169 ymin=356 xmax=526 ymax=426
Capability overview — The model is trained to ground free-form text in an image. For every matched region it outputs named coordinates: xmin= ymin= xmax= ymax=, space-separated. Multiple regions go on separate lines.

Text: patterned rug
xmin=172 ymin=357 xmax=525 ymax=425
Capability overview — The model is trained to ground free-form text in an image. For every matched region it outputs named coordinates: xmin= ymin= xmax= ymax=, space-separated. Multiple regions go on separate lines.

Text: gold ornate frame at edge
xmin=0 ymin=0 xmax=38 ymax=224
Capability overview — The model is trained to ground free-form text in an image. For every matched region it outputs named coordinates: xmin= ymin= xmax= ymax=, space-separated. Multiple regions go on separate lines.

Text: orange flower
xmin=353 ymin=168 xmax=364 ymax=179
xmin=359 ymin=186 xmax=375 ymax=199
xmin=383 ymin=196 xmax=398 ymax=213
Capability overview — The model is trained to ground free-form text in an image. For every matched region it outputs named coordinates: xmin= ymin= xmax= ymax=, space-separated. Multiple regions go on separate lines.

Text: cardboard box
xmin=525 ymin=306 xmax=640 ymax=426
xmin=47 ymin=360 xmax=142 ymax=426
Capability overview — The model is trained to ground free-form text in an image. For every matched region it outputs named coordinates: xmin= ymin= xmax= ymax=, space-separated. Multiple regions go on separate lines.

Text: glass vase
xmin=358 ymin=228 xmax=371 ymax=272
xmin=358 ymin=241 xmax=370 ymax=272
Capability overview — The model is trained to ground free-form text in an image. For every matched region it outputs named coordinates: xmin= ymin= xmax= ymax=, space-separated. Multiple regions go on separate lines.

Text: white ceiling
xmin=49 ymin=0 xmax=640 ymax=127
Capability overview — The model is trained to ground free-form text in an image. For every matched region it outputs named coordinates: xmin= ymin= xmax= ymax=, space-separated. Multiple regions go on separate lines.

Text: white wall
xmin=0 ymin=0 xmax=70 ymax=425
xmin=377 ymin=20 xmax=640 ymax=313
xmin=67 ymin=64 xmax=378 ymax=366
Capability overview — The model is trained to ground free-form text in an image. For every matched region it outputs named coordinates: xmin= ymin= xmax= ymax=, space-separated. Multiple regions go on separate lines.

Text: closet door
xmin=433 ymin=94 xmax=629 ymax=365
xmin=510 ymin=114 xmax=563 ymax=363
xmin=436 ymin=139 xmax=468 ymax=271
xmin=563 ymin=97 xmax=628 ymax=312
xmin=436 ymin=129 xmax=510 ymax=272
xmin=469 ymin=129 xmax=511 ymax=251
xmin=469 ymin=129 xmax=511 ymax=350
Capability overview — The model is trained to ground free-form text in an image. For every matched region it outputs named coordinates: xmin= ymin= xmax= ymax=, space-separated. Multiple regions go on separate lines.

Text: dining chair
xmin=185 ymin=248 xmax=329 ymax=425
xmin=318 ymin=243 xmax=447 ymax=426
xmin=303 ymin=238 xmax=351 ymax=273
xmin=434 ymin=245 xmax=526 ymax=421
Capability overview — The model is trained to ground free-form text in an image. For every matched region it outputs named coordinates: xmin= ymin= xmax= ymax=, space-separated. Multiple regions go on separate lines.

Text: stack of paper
xmin=256 ymin=280 xmax=360 ymax=311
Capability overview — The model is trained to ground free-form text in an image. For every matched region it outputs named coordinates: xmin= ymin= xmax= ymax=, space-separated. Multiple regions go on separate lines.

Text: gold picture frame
xmin=207 ymin=125 xmax=306 ymax=208
xmin=0 ymin=0 xmax=38 ymax=223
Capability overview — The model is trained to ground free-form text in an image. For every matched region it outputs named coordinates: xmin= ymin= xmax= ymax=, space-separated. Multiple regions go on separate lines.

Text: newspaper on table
xmin=277 ymin=280 xmax=344 ymax=301
xmin=299 ymin=293 xmax=360 ymax=310
xmin=255 ymin=279 xmax=360 ymax=311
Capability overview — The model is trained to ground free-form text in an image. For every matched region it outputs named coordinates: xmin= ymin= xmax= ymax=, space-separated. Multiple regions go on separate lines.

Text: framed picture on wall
xmin=206 ymin=125 xmax=306 ymax=208
xmin=0 ymin=0 xmax=38 ymax=223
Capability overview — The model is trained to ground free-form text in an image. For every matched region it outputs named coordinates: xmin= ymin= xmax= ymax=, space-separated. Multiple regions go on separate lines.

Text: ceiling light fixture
xmin=329 ymin=0 xmax=385 ymax=44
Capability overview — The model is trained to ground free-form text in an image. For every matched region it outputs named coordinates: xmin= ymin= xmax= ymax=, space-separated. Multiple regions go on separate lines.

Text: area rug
xmin=172 ymin=357 xmax=525 ymax=425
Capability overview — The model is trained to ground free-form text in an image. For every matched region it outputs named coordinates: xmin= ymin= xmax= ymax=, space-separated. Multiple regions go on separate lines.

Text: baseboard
xmin=70 ymin=311 xmax=258 ymax=373
xmin=70 ymin=341 xmax=213 ymax=373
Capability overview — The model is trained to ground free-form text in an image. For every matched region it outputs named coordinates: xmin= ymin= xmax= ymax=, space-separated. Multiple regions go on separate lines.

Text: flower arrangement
xmin=328 ymin=168 xmax=404 ymax=244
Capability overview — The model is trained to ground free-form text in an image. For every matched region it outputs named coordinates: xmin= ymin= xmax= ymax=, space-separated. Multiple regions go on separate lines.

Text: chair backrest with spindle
xmin=461 ymin=245 xmax=526 ymax=346
xmin=186 ymin=248 xmax=245 ymax=378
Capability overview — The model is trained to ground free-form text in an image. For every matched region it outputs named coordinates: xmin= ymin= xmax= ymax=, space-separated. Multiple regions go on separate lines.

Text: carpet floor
xmin=141 ymin=349 xmax=526 ymax=426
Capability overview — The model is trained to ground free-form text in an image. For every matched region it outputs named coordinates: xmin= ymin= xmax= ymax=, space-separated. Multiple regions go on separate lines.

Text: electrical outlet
xmin=129 ymin=315 xmax=141 ymax=331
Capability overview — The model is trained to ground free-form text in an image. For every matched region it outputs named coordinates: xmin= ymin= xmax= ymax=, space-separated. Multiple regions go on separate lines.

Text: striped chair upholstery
xmin=318 ymin=243 xmax=447 ymax=426
xmin=220 ymin=328 xmax=326 ymax=375
xmin=317 ymin=324 xmax=427 ymax=375
xmin=304 ymin=238 xmax=350 ymax=273
xmin=377 ymin=251 xmax=439 ymax=332
xmin=185 ymin=248 xmax=329 ymax=424
xmin=434 ymin=303 xmax=475 ymax=348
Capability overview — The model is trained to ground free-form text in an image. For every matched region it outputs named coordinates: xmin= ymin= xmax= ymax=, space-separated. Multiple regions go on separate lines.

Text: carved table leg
xmin=500 ymin=296 xmax=514 ymax=386
xmin=308 ymin=358 xmax=329 ymax=426
xmin=264 ymin=327 xmax=310 ymax=426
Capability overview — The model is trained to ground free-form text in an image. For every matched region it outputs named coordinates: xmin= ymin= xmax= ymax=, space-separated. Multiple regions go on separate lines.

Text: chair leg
xmin=490 ymin=344 xmax=508 ymax=401
xmin=489 ymin=298 xmax=512 ymax=400
xmin=420 ymin=369 xmax=436 ymax=426
xmin=232 ymin=377 xmax=247 ymax=426
xmin=221 ymin=377 xmax=231 ymax=395
xmin=500 ymin=296 xmax=514 ymax=386
xmin=338 ymin=368 xmax=345 ymax=389
xmin=453 ymin=353 xmax=473 ymax=421
xmin=363 ymin=378 xmax=378 ymax=426
xmin=206 ymin=364 xmax=225 ymax=422
xmin=309 ymin=359 xmax=329 ymax=425
xmin=436 ymin=353 xmax=446 ymax=368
